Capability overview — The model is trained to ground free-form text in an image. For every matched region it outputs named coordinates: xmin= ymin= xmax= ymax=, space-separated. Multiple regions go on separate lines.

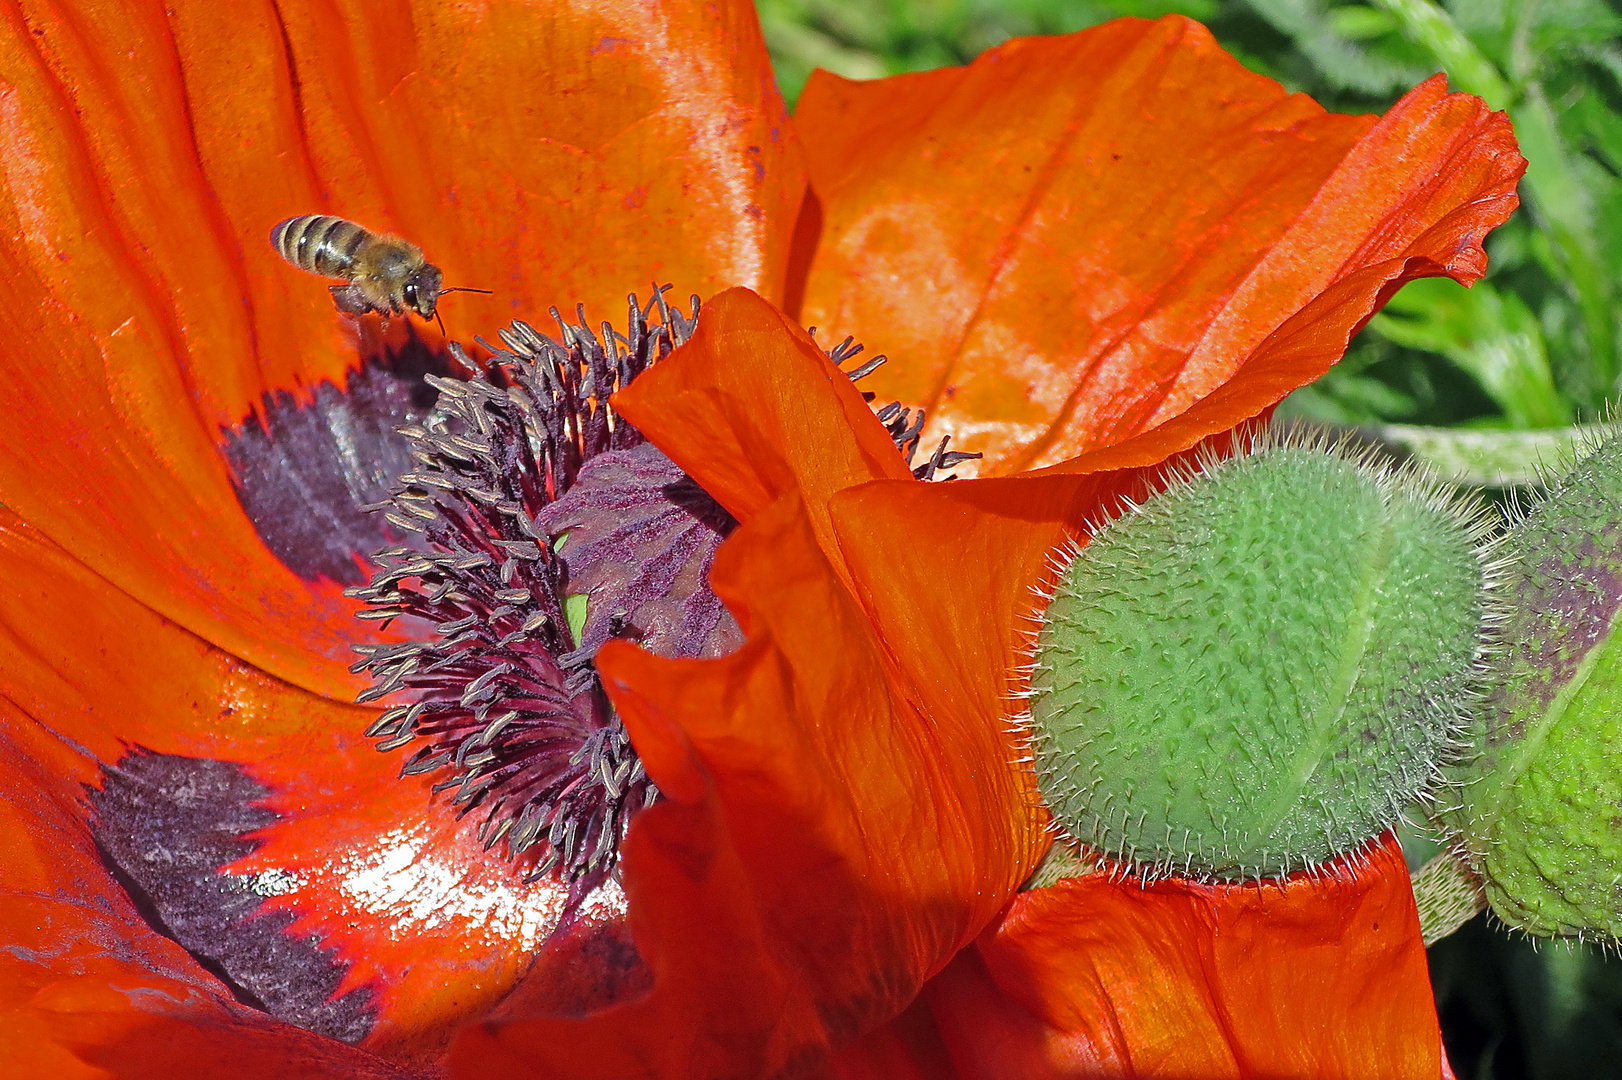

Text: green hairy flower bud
xmin=1451 ymin=432 xmax=1622 ymax=941
xmin=1028 ymin=432 xmax=1491 ymax=881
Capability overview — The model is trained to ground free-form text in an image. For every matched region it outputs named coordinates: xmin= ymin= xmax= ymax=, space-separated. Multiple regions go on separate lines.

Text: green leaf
xmin=1247 ymin=0 xmax=1428 ymax=94
xmin=1373 ymin=0 xmax=1512 ymax=106
xmin=1512 ymin=87 xmax=1619 ymax=401
xmin=1328 ymin=5 xmax=1398 ymax=41
xmin=1375 ymin=422 xmax=1606 ymax=486
xmin=1371 ymin=279 xmax=1571 ymax=429
xmin=1576 ymin=91 xmax=1622 ymax=177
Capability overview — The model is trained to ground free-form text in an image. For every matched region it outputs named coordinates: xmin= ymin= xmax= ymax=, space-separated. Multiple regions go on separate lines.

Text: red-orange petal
xmin=791 ymin=16 xmax=1522 ymax=475
xmin=451 ymin=292 xmax=1348 ymax=1077
xmin=830 ymin=998 xmax=958 ymax=1080
xmin=0 ymin=507 xmax=570 ymax=1064
xmin=921 ymin=834 xmax=1442 ymax=1079
xmin=0 ymin=0 xmax=802 ymax=699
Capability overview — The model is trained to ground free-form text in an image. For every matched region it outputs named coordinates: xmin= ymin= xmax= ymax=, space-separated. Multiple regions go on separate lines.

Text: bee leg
xmin=329 ymin=284 xmax=374 ymax=315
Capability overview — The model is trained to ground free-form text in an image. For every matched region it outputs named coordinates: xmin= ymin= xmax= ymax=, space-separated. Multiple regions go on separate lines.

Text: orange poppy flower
xmin=0 ymin=2 xmax=1520 ymax=1078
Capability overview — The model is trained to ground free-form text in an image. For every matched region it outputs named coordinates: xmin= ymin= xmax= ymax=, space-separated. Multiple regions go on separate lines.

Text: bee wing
xmin=330 ymin=283 xmax=376 ymax=315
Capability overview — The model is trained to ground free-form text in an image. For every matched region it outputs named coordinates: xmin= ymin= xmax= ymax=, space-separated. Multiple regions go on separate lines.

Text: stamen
xmin=350 ymin=292 xmax=980 ymax=893
xmin=347 ymin=289 xmax=700 ymax=890
xmin=818 ymin=329 xmax=982 ymax=479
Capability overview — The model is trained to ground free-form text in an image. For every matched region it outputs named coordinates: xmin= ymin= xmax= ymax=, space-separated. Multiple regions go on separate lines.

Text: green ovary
xmin=1030 ymin=444 xmax=1483 ymax=881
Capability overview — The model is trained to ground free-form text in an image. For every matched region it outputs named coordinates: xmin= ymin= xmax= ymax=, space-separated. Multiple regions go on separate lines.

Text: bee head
xmin=402 ymin=263 xmax=445 ymax=319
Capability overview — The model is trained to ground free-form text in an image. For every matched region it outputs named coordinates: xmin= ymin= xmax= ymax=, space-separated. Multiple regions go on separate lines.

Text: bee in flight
xmin=270 ymin=214 xmax=488 ymax=333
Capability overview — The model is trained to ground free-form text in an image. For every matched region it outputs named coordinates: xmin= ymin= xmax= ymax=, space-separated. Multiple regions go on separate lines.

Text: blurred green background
xmin=763 ymin=2 xmax=1622 ymax=1077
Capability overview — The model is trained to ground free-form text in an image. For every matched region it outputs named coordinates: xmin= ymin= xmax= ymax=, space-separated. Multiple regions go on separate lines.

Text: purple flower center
xmin=348 ymin=289 xmax=979 ymax=894
xmin=347 ymin=291 xmax=717 ymax=892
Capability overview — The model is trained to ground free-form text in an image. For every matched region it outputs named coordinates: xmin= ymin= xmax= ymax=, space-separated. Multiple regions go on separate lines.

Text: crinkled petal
xmin=0 ymin=0 xmax=802 ymax=699
xmin=921 ymin=834 xmax=1442 ymax=1079
xmin=450 ymin=290 xmax=1050 ymax=1076
xmin=0 ymin=507 xmax=573 ymax=1064
xmin=791 ymin=15 xmax=1523 ymax=474
xmin=453 ymin=292 xmax=1453 ymax=1077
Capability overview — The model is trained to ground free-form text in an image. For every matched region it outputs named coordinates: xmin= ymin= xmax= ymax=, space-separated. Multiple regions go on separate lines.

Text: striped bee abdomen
xmin=271 ymin=215 xmax=372 ymax=278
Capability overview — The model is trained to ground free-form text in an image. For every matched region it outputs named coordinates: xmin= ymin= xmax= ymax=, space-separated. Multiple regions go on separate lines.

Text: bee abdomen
xmin=271 ymin=215 xmax=371 ymax=278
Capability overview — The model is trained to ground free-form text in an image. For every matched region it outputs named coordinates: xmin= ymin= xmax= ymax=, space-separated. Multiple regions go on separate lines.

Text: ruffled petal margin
xmin=0 ymin=0 xmax=802 ymax=700
xmin=791 ymin=15 xmax=1523 ymax=475
xmin=931 ymin=835 xmax=1439 ymax=1078
xmin=0 ymin=5 xmax=1504 ymax=1068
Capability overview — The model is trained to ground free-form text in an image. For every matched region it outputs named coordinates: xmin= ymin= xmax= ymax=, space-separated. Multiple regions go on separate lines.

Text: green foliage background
xmin=763 ymin=2 xmax=1622 ymax=1077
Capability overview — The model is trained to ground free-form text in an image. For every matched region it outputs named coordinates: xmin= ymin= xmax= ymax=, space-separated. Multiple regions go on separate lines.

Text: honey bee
xmin=271 ymin=215 xmax=486 ymax=328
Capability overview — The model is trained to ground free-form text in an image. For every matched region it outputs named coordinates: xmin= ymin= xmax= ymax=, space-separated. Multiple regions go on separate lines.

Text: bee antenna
xmin=435 ymin=310 xmax=446 ymax=338
xmin=440 ymin=286 xmax=493 ymax=295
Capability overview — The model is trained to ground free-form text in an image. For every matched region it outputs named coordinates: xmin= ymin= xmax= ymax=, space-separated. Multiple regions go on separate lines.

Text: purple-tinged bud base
xmin=1452 ymin=432 xmax=1622 ymax=942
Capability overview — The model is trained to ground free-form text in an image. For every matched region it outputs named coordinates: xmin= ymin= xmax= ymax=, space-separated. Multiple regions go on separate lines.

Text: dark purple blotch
xmin=222 ymin=335 xmax=452 ymax=585
xmin=89 ymin=749 xmax=376 ymax=1043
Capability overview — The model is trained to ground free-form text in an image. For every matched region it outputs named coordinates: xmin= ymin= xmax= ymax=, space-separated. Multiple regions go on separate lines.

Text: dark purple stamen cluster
xmin=348 ymin=290 xmax=700 ymax=888
xmin=349 ymin=289 xmax=979 ymax=890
